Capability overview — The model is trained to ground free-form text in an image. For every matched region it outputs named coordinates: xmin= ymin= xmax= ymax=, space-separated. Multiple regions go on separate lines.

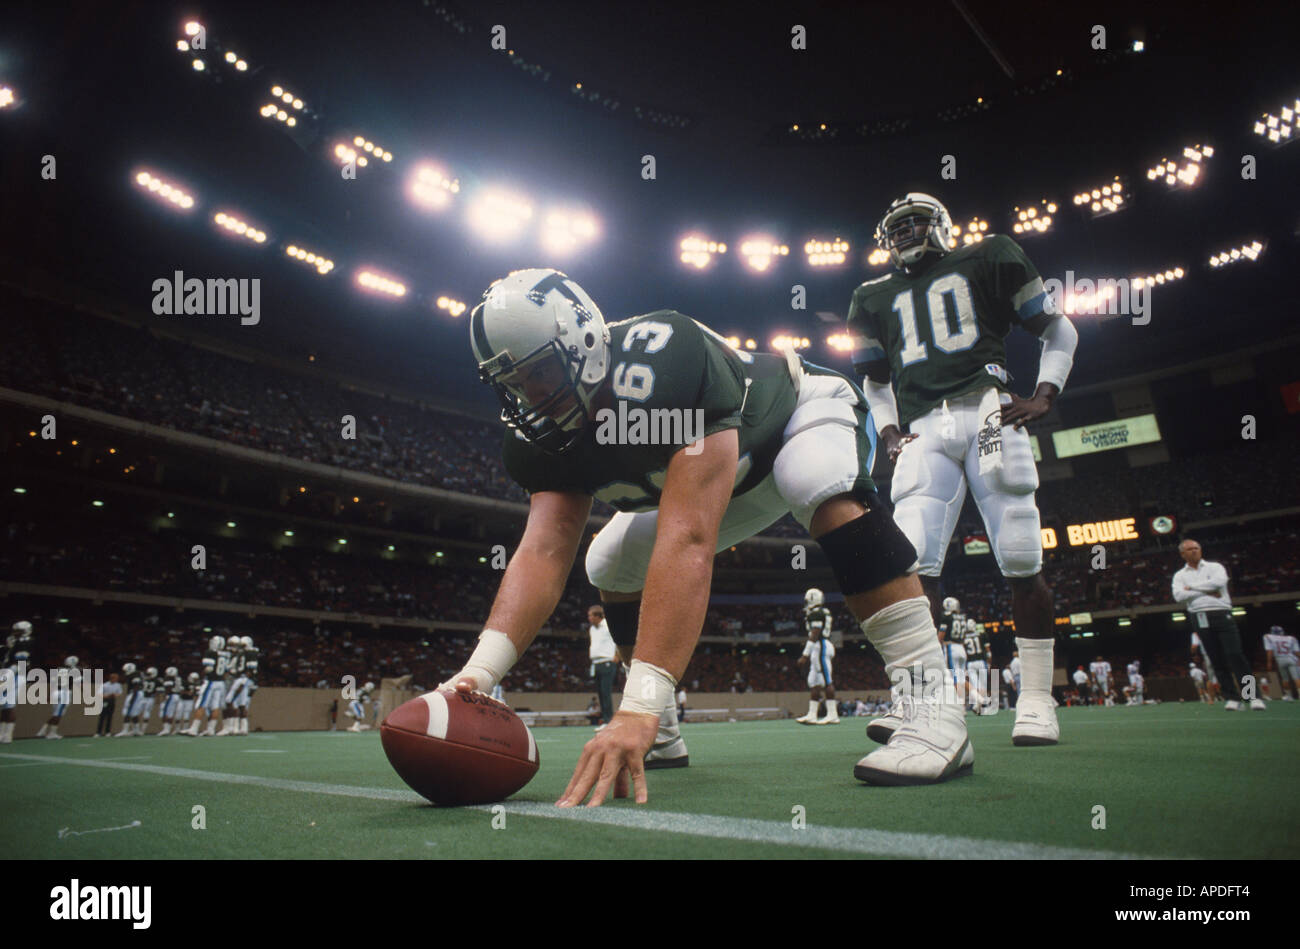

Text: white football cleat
xmin=1012 ymin=694 xmax=1060 ymax=746
xmin=1224 ymin=700 xmax=1242 ymax=711
xmin=795 ymin=713 xmax=816 ymax=724
xmin=1249 ymin=699 xmax=1267 ymax=710
xmin=854 ymin=697 xmax=973 ymax=786
xmin=865 ymin=698 xmax=904 ymax=744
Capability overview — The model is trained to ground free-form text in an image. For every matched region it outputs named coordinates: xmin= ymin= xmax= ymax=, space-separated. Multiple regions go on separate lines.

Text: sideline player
xmin=1189 ymin=663 xmax=1211 ymax=703
xmin=1123 ymin=659 xmax=1145 ymax=706
xmin=347 ymin=682 xmax=375 ymax=732
xmin=1 ymin=622 xmax=35 ymax=743
xmin=849 ymin=193 xmax=1077 ymax=746
xmin=157 ymin=667 xmax=183 ymax=735
xmin=961 ymin=617 xmax=995 ymax=714
xmin=1263 ymin=625 xmax=1299 ymax=701
xmin=437 ymin=268 xmax=971 ymax=804
xmin=1089 ymin=656 xmax=1113 ymax=706
xmin=1071 ymin=665 xmax=1091 ymax=704
xmin=182 ymin=634 xmax=229 ymax=736
xmin=115 ymin=662 xmax=144 ymax=736
xmin=795 ymin=588 xmax=839 ymax=724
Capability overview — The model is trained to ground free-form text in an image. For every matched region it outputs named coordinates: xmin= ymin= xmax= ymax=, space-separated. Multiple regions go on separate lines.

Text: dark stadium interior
xmin=2 ymin=1 xmax=1298 ymax=703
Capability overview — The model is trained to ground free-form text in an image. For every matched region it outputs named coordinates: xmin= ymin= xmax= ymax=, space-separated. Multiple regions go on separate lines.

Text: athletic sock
xmin=37 ymin=724 xmax=48 ymax=737
xmin=804 ymin=700 xmax=818 ymax=719
xmin=860 ymin=596 xmax=949 ymax=704
xmin=1015 ymin=637 xmax=1055 ymax=700
xmin=657 ymin=702 xmax=680 ymax=744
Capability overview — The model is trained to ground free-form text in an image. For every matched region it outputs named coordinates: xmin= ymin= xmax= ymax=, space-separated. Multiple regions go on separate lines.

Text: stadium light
xmin=1252 ymin=98 xmax=1299 ymax=146
xmin=355 ymin=268 xmax=408 ymax=298
xmin=192 ymin=59 xmax=206 ymax=72
xmin=1012 ymin=199 xmax=1057 ymax=236
xmin=770 ymin=335 xmax=811 ymax=351
xmin=214 ymin=211 xmax=268 ymax=244
xmin=1208 ymin=240 xmax=1265 ymax=269
xmin=133 ymin=170 xmax=197 ymax=211
xmin=804 ymin=238 xmax=850 ymax=267
xmin=952 ymin=217 xmax=989 ymax=247
xmin=435 ymin=295 xmax=467 ymax=317
xmin=184 ymin=21 xmax=203 ymax=36
xmin=740 ymin=236 xmax=789 ymax=272
xmin=333 ymin=142 xmax=370 ymax=169
xmin=679 ymin=235 xmax=727 ymax=270
xmin=284 ymin=244 xmax=335 ymax=275
xmin=352 ymin=135 xmax=393 ymax=162
xmin=540 ymin=207 xmax=601 ymax=256
xmin=0 ymin=86 xmax=14 ymax=109
xmin=1146 ymin=144 xmax=1213 ymax=189
xmin=466 ymin=187 xmax=534 ymax=243
xmin=866 ymin=247 xmax=890 ymax=267
xmin=408 ymin=164 xmax=460 ymax=211
xmin=1073 ymin=176 xmax=1128 ymax=217
xmin=826 ymin=333 xmax=853 ymax=353
xmin=260 ymin=103 xmax=297 ymax=128
xmin=1131 ymin=267 xmax=1185 ymax=291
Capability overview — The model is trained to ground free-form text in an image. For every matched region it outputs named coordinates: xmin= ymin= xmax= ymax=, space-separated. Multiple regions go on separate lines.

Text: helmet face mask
xmin=480 ymin=338 xmax=592 ymax=453
xmin=876 ymin=193 xmax=954 ymax=270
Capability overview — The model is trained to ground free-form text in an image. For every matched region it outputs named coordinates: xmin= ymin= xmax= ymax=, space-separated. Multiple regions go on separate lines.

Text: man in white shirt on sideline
xmin=1172 ymin=538 xmax=1261 ymax=711
xmin=587 ymin=605 xmax=618 ymax=728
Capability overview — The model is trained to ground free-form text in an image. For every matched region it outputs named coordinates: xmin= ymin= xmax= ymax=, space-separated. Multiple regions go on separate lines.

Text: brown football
xmin=381 ymin=690 xmax=539 ymax=806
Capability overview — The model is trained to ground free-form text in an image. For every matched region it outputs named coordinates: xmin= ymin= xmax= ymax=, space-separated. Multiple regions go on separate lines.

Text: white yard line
xmin=0 ymin=751 xmax=1161 ymax=860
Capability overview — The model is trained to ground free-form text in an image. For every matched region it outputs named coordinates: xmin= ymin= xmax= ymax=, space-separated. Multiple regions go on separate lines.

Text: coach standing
xmin=1172 ymin=539 xmax=1262 ymax=710
xmin=587 ymin=605 xmax=618 ymax=726
xmin=96 ymin=673 xmax=122 ymax=737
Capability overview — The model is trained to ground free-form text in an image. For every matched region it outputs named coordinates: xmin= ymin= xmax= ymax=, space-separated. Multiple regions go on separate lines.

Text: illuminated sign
xmin=1029 ymin=435 xmax=1042 ymax=462
xmin=1150 ymin=515 xmax=1177 ymax=535
xmin=1051 ymin=413 xmax=1162 ymax=458
xmin=1041 ymin=527 xmax=1059 ymax=549
xmin=1070 ymin=612 xmax=1093 ymax=625
xmin=964 ymin=534 xmax=991 ymax=555
xmin=1066 ymin=517 xmax=1139 ymax=545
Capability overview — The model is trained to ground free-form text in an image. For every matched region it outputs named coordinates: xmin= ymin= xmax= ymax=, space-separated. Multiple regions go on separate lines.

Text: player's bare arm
xmin=558 ymin=427 xmax=739 ymax=807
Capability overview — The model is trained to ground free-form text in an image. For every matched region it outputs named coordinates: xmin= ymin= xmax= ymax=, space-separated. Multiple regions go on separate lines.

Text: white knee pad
xmin=991 ymin=499 xmax=1043 ymax=577
xmin=584 ymin=512 xmax=658 ymax=593
xmin=772 ymin=399 xmax=866 ymax=528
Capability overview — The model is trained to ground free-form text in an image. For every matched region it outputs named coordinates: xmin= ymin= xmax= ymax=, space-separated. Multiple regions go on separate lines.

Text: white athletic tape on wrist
xmin=619 ymin=660 xmax=677 ymax=717
xmin=447 ymin=629 xmax=517 ymax=693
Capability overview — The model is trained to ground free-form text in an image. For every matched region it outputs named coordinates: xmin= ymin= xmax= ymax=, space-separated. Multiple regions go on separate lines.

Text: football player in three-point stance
xmin=795 ymin=588 xmax=839 ymax=725
xmin=849 ymin=193 xmax=1077 ymax=747
xmin=440 ymin=267 xmax=971 ymax=802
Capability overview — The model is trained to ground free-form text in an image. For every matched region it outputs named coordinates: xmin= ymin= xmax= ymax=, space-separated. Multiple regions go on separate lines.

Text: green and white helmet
xmin=875 ymin=192 xmax=954 ymax=270
xmin=470 ymin=268 xmax=611 ymax=454
xmin=804 ymin=588 xmax=824 ymax=610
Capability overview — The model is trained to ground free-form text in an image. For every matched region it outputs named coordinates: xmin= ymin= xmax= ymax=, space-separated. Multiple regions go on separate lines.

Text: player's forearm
xmin=633 ymin=537 xmax=716 ymax=681
xmin=484 ymin=545 xmax=574 ymax=655
xmin=863 ymin=377 xmax=900 ymax=434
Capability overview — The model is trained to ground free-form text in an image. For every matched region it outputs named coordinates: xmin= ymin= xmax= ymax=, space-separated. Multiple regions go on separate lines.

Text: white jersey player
xmin=1189 ymin=663 xmax=1211 ymax=703
xmin=38 ymin=656 xmax=81 ymax=739
xmin=1123 ymin=660 xmax=1145 ymax=705
xmin=183 ymin=635 xmax=231 ymax=736
xmin=1089 ymin=658 xmax=1113 ymax=705
xmin=1263 ymin=625 xmax=1299 ymax=701
xmin=347 ymin=682 xmax=376 ymax=731
xmin=796 ymin=589 xmax=839 ymax=724
xmin=1190 ymin=631 xmax=1220 ymax=698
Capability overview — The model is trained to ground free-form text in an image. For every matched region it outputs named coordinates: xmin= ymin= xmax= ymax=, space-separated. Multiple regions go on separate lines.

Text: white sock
xmin=1016 ymin=637 xmax=1055 ymax=699
xmin=860 ymin=596 xmax=948 ymax=702
xmin=805 ymin=700 xmax=818 ymax=718
xmin=1 ymin=721 xmax=13 ymax=741
xmin=657 ymin=702 xmax=679 ymax=743
xmin=37 ymin=724 xmax=48 ymax=737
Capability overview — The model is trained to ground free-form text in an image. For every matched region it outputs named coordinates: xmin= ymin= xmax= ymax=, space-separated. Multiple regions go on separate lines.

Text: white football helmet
xmin=966 ymin=618 xmax=979 ymax=634
xmin=165 ymin=666 xmax=178 ymax=677
xmin=12 ymin=620 xmax=33 ymax=637
xmin=64 ymin=655 xmax=79 ymax=668
xmin=942 ymin=596 xmax=961 ymax=615
xmin=875 ymin=193 xmax=954 ymax=270
xmin=146 ymin=666 xmax=158 ymax=678
xmin=804 ymin=588 xmax=824 ymax=610
xmin=241 ymin=636 xmax=254 ymax=650
xmin=229 ymin=637 xmax=244 ymax=651
xmin=363 ymin=681 xmax=376 ymax=693
xmin=123 ymin=662 xmax=137 ymax=675
xmin=470 ymin=268 xmax=611 ymax=454
xmin=187 ymin=672 xmax=200 ymax=683
xmin=209 ymin=635 xmax=225 ymax=652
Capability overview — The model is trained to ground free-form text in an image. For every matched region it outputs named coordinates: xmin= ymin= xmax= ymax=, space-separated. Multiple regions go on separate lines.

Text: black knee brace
xmin=602 ymin=599 xmax=640 ymax=648
xmin=815 ymin=494 xmax=919 ymax=596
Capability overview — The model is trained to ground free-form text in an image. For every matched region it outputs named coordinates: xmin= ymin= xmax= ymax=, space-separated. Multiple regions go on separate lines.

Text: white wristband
xmin=619 ymin=660 xmax=677 ymax=717
xmin=447 ymin=629 xmax=517 ymax=693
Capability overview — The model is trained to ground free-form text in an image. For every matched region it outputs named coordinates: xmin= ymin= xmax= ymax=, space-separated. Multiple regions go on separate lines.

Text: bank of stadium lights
xmin=740 ymin=238 xmax=789 ymax=273
xmin=1146 ymin=144 xmax=1213 ymax=189
xmin=333 ymin=142 xmax=369 ymax=169
xmin=826 ymin=333 xmax=852 ymax=353
xmin=1252 ymin=99 xmax=1298 ymax=145
xmin=435 ymin=296 xmax=467 ymax=317
xmin=355 ymin=269 xmax=407 ymax=298
xmin=679 ymin=236 xmax=727 ymax=270
xmin=722 ymin=336 xmax=756 ymax=350
xmin=133 ymin=171 xmax=196 ymax=210
xmin=866 ymin=247 xmax=890 ymax=266
xmin=261 ymin=86 xmax=305 ymax=127
xmin=353 ymin=135 xmax=393 ymax=163
xmin=285 ymin=244 xmax=335 ymax=275
xmin=1208 ymin=240 xmax=1265 ymax=269
xmin=466 ymin=188 xmax=534 ymax=243
xmin=1012 ymin=200 xmax=1057 ymax=236
xmin=0 ymin=86 xmax=15 ymax=109
xmin=805 ymin=239 xmax=850 ymax=267
xmin=409 ymin=164 xmax=460 ymax=210
xmin=952 ymin=218 xmax=989 ymax=247
xmin=260 ymin=104 xmax=298 ymax=128
xmin=770 ymin=335 xmax=811 ymax=351
xmin=222 ymin=51 xmax=249 ymax=72
xmin=214 ymin=212 xmax=267 ymax=244
xmin=1131 ymin=267 xmax=1185 ymax=291
xmin=540 ymin=208 xmax=601 ymax=256
xmin=1073 ymin=177 xmax=1127 ymax=217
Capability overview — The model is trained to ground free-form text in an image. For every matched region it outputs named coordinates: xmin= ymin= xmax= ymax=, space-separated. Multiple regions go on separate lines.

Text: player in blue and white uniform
xmin=1190 ymin=631 xmax=1220 ymax=701
xmin=1 ymin=621 xmax=35 ymax=743
xmin=114 ymin=662 xmax=145 ymax=736
xmin=179 ymin=672 xmax=200 ymax=725
xmin=1263 ymin=625 xmax=1299 ymax=701
xmin=157 ymin=667 xmax=184 ymax=735
xmin=219 ymin=636 xmax=248 ymax=736
xmin=38 ymin=655 xmax=81 ymax=739
xmin=347 ymin=682 xmax=376 ymax=732
xmin=134 ymin=667 xmax=160 ymax=735
xmin=1123 ymin=660 xmax=1145 ymax=705
xmin=183 ymin=635 xmax=231 ymax=736
xmin=795 ymin=588 xmax=839 ymax=724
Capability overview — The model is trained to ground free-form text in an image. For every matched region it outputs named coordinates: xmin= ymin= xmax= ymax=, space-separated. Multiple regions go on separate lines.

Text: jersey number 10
xmin=891 ymin=272 xmax=981 ymax=367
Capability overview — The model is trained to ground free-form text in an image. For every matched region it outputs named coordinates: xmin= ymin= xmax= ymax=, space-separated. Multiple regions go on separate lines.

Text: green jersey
xmin=847 ymin=234 xmax=1050 ymax=426
xmin=501 ymin=310 xmax=799 ymax=512
xmin=805 ymin=606 xmax=833 ymax=639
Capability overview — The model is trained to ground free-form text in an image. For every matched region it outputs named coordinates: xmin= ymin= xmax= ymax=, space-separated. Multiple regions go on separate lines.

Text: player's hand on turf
xmin=557 ymin=709 xmax=659 ymax=808
xmin=880 ymin=425 xmax=918 ymax=462
xmin=1000 ymin=392 xmax=1052 ymax=430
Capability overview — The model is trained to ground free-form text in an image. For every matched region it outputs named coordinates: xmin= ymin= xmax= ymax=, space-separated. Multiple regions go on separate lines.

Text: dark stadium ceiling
xmin=1 ymin=0 xmax=1296 ymax=410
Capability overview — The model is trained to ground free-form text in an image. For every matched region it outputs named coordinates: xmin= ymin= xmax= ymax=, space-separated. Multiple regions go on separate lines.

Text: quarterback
xmin=848 ymin=193 xmax=1078 ymax=746
xmin=441 ymin=267 xmax=974 ymax=805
